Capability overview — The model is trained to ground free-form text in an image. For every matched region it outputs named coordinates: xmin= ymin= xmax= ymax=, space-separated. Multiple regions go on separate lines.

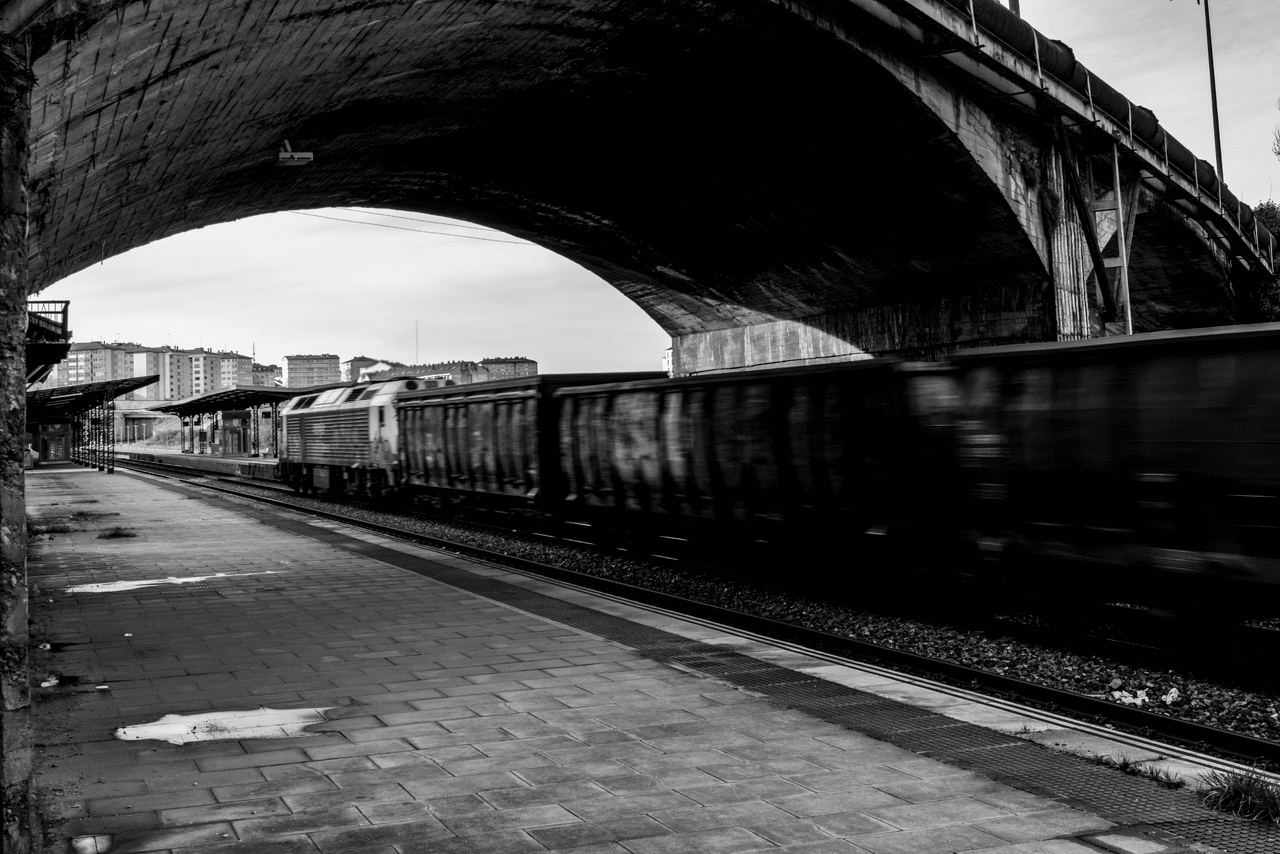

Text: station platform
xmin=116 ymin=446 xmax=280 ymax=480
xmin=25 ymin=466 xmax=1274 ymax=854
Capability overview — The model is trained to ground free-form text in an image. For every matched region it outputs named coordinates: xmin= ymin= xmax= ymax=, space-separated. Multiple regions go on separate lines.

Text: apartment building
xmin=158 ymin=349 xmax=193 ymax=400
xmin=218 ymin=352 xmax=254 ymax=388
xmin=363 ymin=360 xmax=489 ymax=385
xmin=282 ymin=354 xmax=341 ymax=388
xmin=57 ymin=342 xmax=132 ymax=386
xmin=252 ymin=363 xmax=282 ymax=386
xmin=43 ymin=342 xmax=255 ymax=401
xmin=342 ymin=356 xmax=381 ymax=382
xmin=127 ymin=347 xmax=164 ymax=400
xmin=187 ymin=349 xmax=223 ymax=396
xmin=479 ymin=357 xmax=538 ymax=381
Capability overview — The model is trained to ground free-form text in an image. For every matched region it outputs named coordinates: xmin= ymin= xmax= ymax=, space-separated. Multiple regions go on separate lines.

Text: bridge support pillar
xmin=0 ymin=35 xmax=34 ymax=854
xmin=1040 ymin=142 xmax=1096 ymax=341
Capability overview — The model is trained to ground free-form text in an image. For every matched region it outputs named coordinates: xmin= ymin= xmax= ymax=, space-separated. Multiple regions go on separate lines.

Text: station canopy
xmin=148 ymin=385 xmax=314 ymax=418
xmin=27 ymin=375 xmax=159 ymax=424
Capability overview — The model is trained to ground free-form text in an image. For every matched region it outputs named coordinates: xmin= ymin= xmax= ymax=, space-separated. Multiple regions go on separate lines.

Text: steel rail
xmin=113 ymin=458 xmax=1280 ymax=764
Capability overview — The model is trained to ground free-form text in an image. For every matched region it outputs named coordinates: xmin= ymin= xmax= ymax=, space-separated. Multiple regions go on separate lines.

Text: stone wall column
xmin=1 ymin=34 xmax=33 ymax=854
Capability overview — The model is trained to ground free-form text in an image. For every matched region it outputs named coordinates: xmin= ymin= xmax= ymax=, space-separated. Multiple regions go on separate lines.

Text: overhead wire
xmin=286 ymin=211 xmax=533 ymax=245
xmin=337 ymin=208 xmax=505 ymax=233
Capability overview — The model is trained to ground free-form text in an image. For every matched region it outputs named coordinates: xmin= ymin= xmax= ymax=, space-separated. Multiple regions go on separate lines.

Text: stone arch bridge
xmin=3 ymin=0 xmax=1275 ymax=377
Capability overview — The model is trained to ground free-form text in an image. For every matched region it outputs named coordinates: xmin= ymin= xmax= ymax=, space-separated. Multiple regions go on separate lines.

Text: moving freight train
xmin=278 ymin=325 xmax=1280 ymax=594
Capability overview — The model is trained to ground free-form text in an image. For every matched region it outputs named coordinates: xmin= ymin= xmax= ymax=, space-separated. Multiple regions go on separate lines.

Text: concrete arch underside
xmin=25 ymin=0 xmax=1060 ymax=368
xmin=1124 ymin=205 xmax=1239 ymax=333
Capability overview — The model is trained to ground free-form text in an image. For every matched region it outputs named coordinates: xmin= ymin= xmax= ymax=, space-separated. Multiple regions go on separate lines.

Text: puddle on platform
xmin=70 ymin=835 xmax=113 ymax=854
xmin=115 ymin=706 xmax=334 ymax=745
xmin=66 ymin=571 xmax=276 ymax=594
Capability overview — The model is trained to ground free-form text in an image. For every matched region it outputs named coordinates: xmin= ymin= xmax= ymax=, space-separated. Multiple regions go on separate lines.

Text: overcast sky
xmin=38 ymin=0 xmax=1280 ymax=372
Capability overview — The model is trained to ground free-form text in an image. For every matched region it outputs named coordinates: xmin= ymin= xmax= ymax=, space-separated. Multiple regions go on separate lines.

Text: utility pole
xmin=1202 ymin=0 xmax=1224 ymax=182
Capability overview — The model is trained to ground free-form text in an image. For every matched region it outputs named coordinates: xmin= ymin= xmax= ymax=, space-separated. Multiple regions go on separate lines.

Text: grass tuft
xmin=96 ymin=527 xmax=138 ymax=539
xmin=1084 ymin=753 xmax=1186 ymax=789
xmin=1139 ymin=765 xmax=1186 ymax=789
xmin=1198 ymin=767 xmax=1280 ymax=824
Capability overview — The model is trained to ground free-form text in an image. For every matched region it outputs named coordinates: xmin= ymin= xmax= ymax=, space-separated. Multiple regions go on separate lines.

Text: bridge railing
xmin=27 ymin=300 xmax=70 ymax=341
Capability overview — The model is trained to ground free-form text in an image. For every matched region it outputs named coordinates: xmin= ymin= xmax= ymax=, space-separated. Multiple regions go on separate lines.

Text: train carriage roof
xmin=551 ymin=358 xmax=906 ymax=396
xmin=395 ymin=372 xmax=667 ymax=405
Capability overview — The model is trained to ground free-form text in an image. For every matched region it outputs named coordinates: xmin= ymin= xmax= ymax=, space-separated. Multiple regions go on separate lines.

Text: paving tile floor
xmin=25 ymin=467 xmax=1169 ymax=854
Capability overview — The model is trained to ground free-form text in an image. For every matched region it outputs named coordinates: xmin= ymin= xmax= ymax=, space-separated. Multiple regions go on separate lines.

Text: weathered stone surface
xmin=1 ymin=33 xmax=32 ymax=854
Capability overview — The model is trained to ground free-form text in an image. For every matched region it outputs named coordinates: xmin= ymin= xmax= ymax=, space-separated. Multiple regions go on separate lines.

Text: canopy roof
xmin=148 ymin=385 xmax=310 ymax=417
xmin=27 ymin=375 xmax=159 ymax=422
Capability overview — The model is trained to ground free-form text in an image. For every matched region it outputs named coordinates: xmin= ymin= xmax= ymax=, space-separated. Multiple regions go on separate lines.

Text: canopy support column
xmin=251 ymin=404 xmax=261 ymax=457
xmin=104 ymin=393 xmax=115 ymax=473
xmin=91 ymin=405 xmax=102 ymax=470
xmin=271 ymin=402 xmax=280 ymax=458
xmin=72 ymin=412 xmax=83 ymax=464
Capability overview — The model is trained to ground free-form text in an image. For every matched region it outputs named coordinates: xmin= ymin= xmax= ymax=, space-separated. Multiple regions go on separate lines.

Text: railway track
xmin=111 ymin=456 xmax=1280 ymax=766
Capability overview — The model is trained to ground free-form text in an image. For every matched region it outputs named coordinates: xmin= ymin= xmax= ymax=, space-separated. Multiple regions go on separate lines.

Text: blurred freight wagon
xmin=395 ymin=372 xmax=665 ymax=509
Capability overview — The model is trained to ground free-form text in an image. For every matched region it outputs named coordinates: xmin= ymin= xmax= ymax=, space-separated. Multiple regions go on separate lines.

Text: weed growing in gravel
xmin=1084 ymin=753 xmax=1186 ymax=789
xmin=1139 ymin=765 xmax=1186 ymax=789
xmin=30 ymin=522 xmax=75 ymax=536
xmin=1198 ymin=767 xmax=1280 ymax=824
xmin=96 ymin=527 xmax=137 ymax=539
